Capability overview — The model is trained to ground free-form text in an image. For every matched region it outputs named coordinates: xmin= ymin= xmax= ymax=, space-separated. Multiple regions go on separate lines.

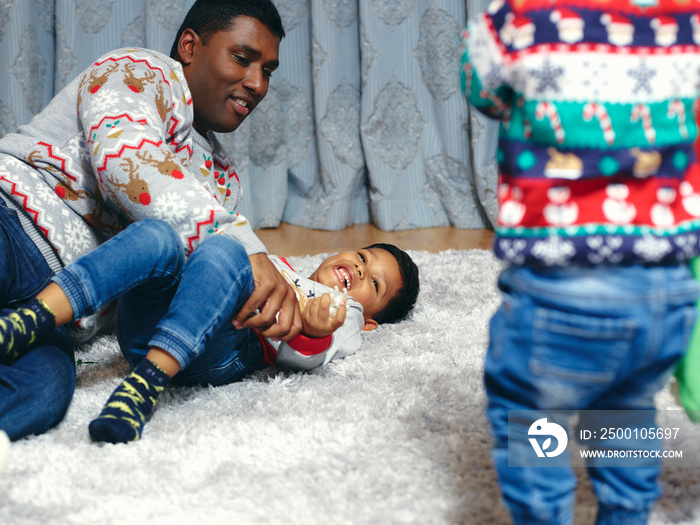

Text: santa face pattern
xmin=461 ymin=0 xmax=700 ymax=266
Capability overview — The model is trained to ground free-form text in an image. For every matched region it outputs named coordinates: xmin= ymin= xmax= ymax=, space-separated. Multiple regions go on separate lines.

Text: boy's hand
xmin=233 ymin=253 xmax=302 ymax=341
xmin=301 ymin=293 xmax=347 ymax=339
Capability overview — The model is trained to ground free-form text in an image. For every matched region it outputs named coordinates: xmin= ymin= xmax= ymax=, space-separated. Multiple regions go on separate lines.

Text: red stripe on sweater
xmin=0 ymin=177 xmax=50 ymax=238
xmin=253 ymin=331 xmax=333 ymax=366
xmin=278 ymin=256 xmax=294 ymax=271
xmin=185 ymin=209 xmax=216 ymax=254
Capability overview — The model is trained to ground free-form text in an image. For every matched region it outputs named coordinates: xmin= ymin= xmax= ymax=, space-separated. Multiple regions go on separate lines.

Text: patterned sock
xmin=88 ymin=358 xmax=171 ymax=444
xmin=0 ymin=298 xmax=56 ymax=364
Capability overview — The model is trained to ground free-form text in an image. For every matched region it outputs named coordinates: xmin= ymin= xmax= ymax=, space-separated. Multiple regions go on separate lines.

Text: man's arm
xmin=233 ymin=253 xmax=302 ymax=341
xmin=78 ymin=50 xmax=266 ymax=255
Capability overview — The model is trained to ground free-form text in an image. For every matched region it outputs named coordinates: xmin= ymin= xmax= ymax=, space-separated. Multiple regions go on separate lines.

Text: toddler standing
xmin=461 ymin=1 xmax=700 ymax=523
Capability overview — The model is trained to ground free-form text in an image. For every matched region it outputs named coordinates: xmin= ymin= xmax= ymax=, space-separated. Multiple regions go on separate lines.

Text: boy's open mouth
xmin=334 ymin=266 xmax=352 ymax=290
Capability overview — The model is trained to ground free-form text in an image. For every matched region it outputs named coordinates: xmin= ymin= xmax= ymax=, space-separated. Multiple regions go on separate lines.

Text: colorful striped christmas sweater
xmin=461 ymin=0 xmax=700 ymax=267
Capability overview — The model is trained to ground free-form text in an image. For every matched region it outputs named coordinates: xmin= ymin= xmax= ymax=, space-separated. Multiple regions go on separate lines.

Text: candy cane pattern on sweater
xmin=503 ymin=106 xmax=512 ymax=131
xmin=668 ymin=99 xmax=689 ymax=139
xmin=630 ymin=104 xmax=655 ymax=145
xmin=583 ymin=102 xmax=615 ymax=145
xmin=463 ymin=62 xmax=473 ymax=93
xmin=479 ymin=88 xmax=507 ymax=113
xmin=463 ymin=61 xmax=508 ymax=115
xmin=535 ymin=101 xmax=564 ymax=144
xmin=518 ymin=96 xmax=531 ymax=139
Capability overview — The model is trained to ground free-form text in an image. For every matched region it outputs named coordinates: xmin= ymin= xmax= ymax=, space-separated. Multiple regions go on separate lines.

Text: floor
xmin=254 ymin=223 xmax=495 ymax=257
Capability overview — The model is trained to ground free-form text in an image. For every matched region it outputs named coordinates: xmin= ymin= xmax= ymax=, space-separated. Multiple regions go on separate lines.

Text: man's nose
xmin=243 ymin=67 xmax=264 ymax=94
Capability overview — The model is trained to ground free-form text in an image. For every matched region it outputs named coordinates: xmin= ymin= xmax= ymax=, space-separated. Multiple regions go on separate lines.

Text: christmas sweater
xmin=257 ymin=256 xmax=364 ymax=371
xmin=0 ymin=48 xmax=265 ymax=339
xmin=461 ymin=0 xmax=700 ymax=267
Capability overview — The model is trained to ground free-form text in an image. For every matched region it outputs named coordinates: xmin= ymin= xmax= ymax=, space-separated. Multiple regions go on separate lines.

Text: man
xmin=0 ymin=0 xmax=301 ymax=441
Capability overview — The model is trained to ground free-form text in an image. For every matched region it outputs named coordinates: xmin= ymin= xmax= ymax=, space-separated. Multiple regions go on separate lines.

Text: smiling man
xmin=0 ymin=0 xmax=301 ymax=441
xmin=171 ymin=4 xmax=281 ymax=134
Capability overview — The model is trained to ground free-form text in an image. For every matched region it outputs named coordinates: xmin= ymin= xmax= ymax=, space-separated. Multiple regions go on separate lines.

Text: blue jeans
xmin=486 ymin=264 xmax=698 ymax=525
xmin=54 ymin=219 xmax=264 ymax=386
xmin=0 ymin=217 xmax=263 ymax=441
xmin=0 ymin=203 xmax=75 ymax=440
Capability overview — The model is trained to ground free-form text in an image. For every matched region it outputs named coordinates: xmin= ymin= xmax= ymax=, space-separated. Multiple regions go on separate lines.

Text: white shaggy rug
xmin=1 ymin=249 xmax=699 ymax=525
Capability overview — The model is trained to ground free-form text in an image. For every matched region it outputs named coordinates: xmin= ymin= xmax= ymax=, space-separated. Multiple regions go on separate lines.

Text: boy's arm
xmin=460 ymin=11 xmax=514 ymax=119
xmin=299 ymin=293 xmax=347 ymax=338
xmin=268 ymin=296 xmax=364 ymax=371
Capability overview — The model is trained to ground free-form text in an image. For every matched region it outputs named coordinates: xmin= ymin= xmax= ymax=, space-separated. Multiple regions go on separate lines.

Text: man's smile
xmin=231 ymin=96 xmax=251 ymax=116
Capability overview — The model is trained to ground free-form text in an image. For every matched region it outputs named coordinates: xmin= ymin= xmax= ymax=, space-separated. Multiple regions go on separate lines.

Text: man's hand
xmin=232 ymin=253 xmax=302 ymax=341
xmin=300 ymin=294 xmax=347 ymax=339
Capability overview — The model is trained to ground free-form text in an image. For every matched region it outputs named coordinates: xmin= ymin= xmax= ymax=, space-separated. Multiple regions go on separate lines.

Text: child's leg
xmin=485 ymin=298 xmax=578 ymax=525
xmin=584 ymin=273 xmax=695 ymax=524
xmin=53 ymin=218 xmax=184 ymax=322
xmin=0 ymin=297 xmax=57 ymax=363
xmin=87 ymin=352 xmax=171 ymax=443
xmin=0 ymin=219 xmax=184 ymax=364
xmin=487 ymin=264 xmax=698 ymax=524
xmin=89 ymin=235 xmax=256 ymax=443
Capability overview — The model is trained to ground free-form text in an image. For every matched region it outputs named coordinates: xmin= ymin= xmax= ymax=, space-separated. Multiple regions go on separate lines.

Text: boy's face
xmin=178 ymin=15 xmax=280 ymax=134
xmin=309 ymin=248 xmax=403 ymax=326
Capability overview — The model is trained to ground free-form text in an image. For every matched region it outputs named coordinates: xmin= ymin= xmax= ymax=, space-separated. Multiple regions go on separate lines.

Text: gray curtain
xmin=0 ymin=0 xmax=498 ymax=231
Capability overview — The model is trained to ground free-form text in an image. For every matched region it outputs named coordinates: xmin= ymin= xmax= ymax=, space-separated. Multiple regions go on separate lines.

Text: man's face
xmin=309 ymin=248 xmax=403 ymax=324
xmin=181 ymin=16 xmax=280 ymax=134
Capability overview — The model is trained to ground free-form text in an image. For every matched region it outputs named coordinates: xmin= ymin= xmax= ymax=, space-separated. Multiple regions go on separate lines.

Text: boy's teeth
xmin=336 ymin=267 xmax=351 ymax=289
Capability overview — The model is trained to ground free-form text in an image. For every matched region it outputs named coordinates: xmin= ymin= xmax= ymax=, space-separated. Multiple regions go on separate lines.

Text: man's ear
xmin=362 ymin=318 xmax=378 ymax=332
xmin=176 ymin=28 xmax=200 ymax=65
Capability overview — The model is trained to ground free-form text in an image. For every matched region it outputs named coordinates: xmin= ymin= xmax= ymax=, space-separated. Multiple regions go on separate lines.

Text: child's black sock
xmin=88 ymin=358 xmax=171 ymax=444
xmin=0 ymin=298 xmax=56 ymax=364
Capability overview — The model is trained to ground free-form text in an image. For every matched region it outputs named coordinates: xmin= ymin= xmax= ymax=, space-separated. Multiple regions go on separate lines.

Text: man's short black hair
xmin=363 ymin=243 xmax=419 ymax=325
xmin=170 ymin=0 xmax=285 ymax=59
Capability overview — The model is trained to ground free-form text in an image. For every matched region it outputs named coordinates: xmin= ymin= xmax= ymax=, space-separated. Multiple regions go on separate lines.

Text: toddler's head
xmin=309 ymin=243 xmax=420 ymax=331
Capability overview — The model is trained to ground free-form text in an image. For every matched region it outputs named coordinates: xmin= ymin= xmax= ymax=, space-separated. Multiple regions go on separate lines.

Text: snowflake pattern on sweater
xmin=461 ymin=0 xmax=700 ymax=267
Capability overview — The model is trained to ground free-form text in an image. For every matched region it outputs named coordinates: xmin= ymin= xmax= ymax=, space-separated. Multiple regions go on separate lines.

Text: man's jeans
xmin=54 ymin=219 xmax=264 ymax=387
xmin=486 ymin=263 xmax=698 ymax=525
xmin=0 ymin=204 xmax=74 ymax=440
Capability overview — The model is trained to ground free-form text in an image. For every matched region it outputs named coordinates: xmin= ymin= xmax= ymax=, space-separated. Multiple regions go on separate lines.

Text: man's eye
xmin=263 ymin=69 xmax=273 ymax=78
xmin=233 ymin=55 xmax=249 ymax=65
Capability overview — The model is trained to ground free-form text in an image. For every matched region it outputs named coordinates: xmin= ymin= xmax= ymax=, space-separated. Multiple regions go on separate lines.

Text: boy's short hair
xmin=364 ymin=243 xmax=419 ymax=325
xmin=170 ymin=0 xmax=285 ymax=59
